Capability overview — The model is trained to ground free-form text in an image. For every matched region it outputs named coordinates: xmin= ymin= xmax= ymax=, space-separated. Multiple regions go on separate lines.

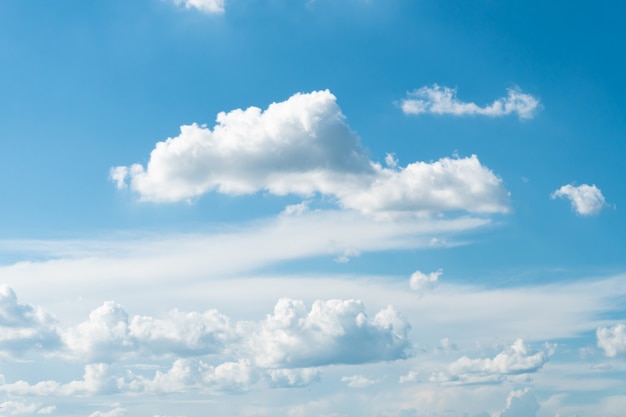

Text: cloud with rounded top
xmin=111 ymin=90 xmax=509 ymax=218
xmin=551 ymin=183 xmax=606 ymax=216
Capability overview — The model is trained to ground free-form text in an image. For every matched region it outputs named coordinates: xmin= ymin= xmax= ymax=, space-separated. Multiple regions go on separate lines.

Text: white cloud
xmin=341 ymin=374 xmax=377 ymax=388
xmin=172 ymin=0 xmax=224 ymax=14
xmin=447 ymin=339 xmax=548 ymax=384
xmin=551 ymin=183 xmax=606 ymax=215
xmin=409 ymin=269 xmax=442 ymax=294
xmin=36 ymin=406 xmax=55 ymax=415
xmin=0 ymin=401 xmax=42 ymax=415
xmin=63 ymin=302 xmax=134 ymax=362
xmin=245 ymin=298 xmax=411 ymax=368
xmin=88 ymin=407 xmax=126 ymax=417
xmin=497 ymin=389 xmax=540 ymax=417
xmin=401 ymin=85 xmax=540 ymax=119
xmin=267 ymin=368 xmax=320 ymax=388
xmin=63 ymin=302 xmax=234 ymax=362
xmin=111 ymin=90 xmax=509 ymax=217
xmin=129 ymin=308 xmax=233 ymax=357
xmin=0 ymin=285 xmax=60 ymax=356
xmin=597 ymin=323 xmax=626 ymax=357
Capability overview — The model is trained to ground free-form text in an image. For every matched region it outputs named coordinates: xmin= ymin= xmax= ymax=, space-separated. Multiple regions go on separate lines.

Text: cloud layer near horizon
xmin=111 ymin=90 xmax=509 ymax=217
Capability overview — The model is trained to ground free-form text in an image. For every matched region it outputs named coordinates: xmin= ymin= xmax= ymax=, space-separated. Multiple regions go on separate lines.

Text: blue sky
xmin=0 ymin=1 xmax=625 ymax=416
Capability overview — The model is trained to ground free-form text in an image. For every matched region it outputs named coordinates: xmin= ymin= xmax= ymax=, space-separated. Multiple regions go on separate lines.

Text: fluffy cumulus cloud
xmin=0 ymin=287 xmax=413 ymax=398
xmin=446 ymin=339 xmax=549 ymax=384
xmin=400 ymin=85 xmax=540 ymax=119
xmin=551 ymin=183 xmax=606 ymax=215
xmin=172 ymin=0 xmax=224 ymax=14
xmin=0 ymin=400 xmax=51 ymax=415
xmin=111 ymin=90 xmax=509 ymax=217
xmin=0 ymin=285 xmax=60 ymax=355
xmin=63 ymin=302 xmax=233 ymax=362
xmin=597 ymin=323 xmax=626 ymax=357
xmin=61 ymin=297 xmax=409 ymax=368
xmin=409 ymin=269 xmax=442 ymax=294
xmin=245 ymin=298 xmax=411 ymax=368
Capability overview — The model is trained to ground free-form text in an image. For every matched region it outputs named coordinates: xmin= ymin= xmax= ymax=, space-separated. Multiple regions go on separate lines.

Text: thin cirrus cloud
xmin=111 ymin=90 xmax=510 ymax=217
xmin=551 ymin=183 xmax=607 ymax=216
xmin=400 ymin=85 xmax=540 ymax=119
xmin=172 ymin=0 xmax=224 ymax=14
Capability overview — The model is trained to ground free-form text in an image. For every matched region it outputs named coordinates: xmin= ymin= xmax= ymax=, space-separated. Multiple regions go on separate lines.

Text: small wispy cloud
xmin=172 ymin=0 xmax=224 ymax=14
xmin=401 ymin=85 xmax=540 ymax=119
xmin=551 ymin=183 xmax=607 ymax=216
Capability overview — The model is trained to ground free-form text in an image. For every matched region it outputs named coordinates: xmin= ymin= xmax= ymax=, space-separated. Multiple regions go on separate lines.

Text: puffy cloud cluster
xmin=401 ymin=85 xmax=540 ymax=119
xmin=597 ymin=323 xmax=626 ymax=357
xmin=63 ymin=302 xmax=233 ymax=362
xmin=0 ymin=286 xmax=410 ymax=397
xmin=111 ymin=90 xmax=509 ymax=217
xmin=0 ymin=285 xmax=60 ymax=355
xmin=172 ymin=0 xmax=224 ymax=14
xmin=60 ymin=297 xmax=410 ymax=368
xmin=0 ymin=400 xmax=54 ymax=415
xmin=551 ymin=183 xmax=606 ymax=216
xmin=444 ymin=340 xmax=549 ymax=384
xmin=246 ymin=298 xmax=411 ymax=368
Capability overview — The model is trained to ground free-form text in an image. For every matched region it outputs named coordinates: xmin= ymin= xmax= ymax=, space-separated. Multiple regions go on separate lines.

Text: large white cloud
xmin=244 ymin=298 xmax=411 ymax=368
xmin=63 ymin=302 xmax=234 ymax=362
xmin=60 ymin=295 xmax=410 ymax=371
xmin=401 ymin=85 xmax=540 ymax=119
xmin=111 ymin=90 xmax=509 ymax=216
xmin=172 ymin=0 xmax=224 ymax=14
xmin=551 ymin=183 xmax=607 ymax=216
xmin=0 ymin=286 xmax=60 ymax=356
xmin=597 ymin=323 xmax=626 ymax=357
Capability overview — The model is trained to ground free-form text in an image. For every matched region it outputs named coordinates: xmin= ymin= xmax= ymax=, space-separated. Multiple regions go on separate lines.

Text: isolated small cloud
xmin=551 ymin=183 xmax=606 ymax=216
xmin=409 ymin=269 xmax=442 ymax=294
xmin=597 ymin=323 xmax=626 ymax=357
xmin=401 ymin=85 xmax=540 ymax=119
xmin=111 ymin=90 xmax=509 ymax=217
xmin=172 ymin=0 xmax=224 ymax=14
